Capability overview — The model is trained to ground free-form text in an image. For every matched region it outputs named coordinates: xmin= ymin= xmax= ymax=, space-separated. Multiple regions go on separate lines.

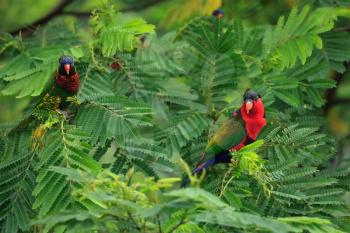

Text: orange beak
xmin=64 ymin=64 xmax=70 ymax=75
xmin=245 ymin=100 xmax=253 ymax=114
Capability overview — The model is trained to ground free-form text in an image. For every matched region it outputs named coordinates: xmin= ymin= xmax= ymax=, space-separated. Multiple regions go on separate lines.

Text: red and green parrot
xmin=38 ymin=55 xmax=80 ymax=117
xmin=190 ymin=90 xmax=267 ymax=177
xmin=9 ymin=55 xmax=80 ymax=134
xmin=50 ymin=55 xmax=80 ymax=111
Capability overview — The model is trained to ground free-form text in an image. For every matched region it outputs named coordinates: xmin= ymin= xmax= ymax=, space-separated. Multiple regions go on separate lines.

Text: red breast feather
xmin=55 ymin=72 xmax=80 ymax=94
xmin=240 ymin=98 xmax=266 ymax=140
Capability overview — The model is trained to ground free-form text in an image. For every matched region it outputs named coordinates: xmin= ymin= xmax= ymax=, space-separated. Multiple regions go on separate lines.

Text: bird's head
xmin=139 ymin=35 xmax=148 ymax=48
xmin=140 ymin=35 xmax=147 ymax=44
xmin=58 ymin=55 xmax=75 ymax=76
xmin=212 ymin=9 xmax=224 ymax=19
xmin=241 ymin=90 xmax=265 ymax=117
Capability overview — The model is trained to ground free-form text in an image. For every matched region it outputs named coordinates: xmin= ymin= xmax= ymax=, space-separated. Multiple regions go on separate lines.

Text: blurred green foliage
xmin=0 ymin=0 xmax=59 ymax=32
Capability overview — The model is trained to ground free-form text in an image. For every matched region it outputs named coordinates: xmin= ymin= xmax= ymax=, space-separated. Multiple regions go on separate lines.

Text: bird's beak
xmin=64 ymin=64 xmax=70 ymax=75
xmin=245 ymin=100 xmax=253 ymax=114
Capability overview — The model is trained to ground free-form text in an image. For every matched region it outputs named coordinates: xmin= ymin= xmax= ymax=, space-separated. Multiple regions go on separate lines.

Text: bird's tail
xmin=7 ymin=115 xmax=35 ymax=136
xmin=192 ymin=159 xmax=215 ymax=175
xmin=181 ymin=158 xmax=215 ymax=187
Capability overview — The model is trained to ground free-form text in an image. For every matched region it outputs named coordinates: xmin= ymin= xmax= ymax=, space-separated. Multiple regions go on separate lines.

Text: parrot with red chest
xmin=183 ymin=90 xmax=266 ymax=185
xmin=8 ymin=55 xmax=80 ymax=135
xmin=50 ymin=55 xmax=80 ymax=110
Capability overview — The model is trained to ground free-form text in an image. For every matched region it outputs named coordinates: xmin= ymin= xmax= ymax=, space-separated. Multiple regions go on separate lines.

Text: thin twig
xmin=127 ymin=211 xmax=142 ymax=231
xmin=167 ymin=210 xmax=188 ymax=233
xmin=219 ymin=165 xmax=237 ymax=198
xmin=323 ymin=62 xmax=350 ymax=169
xmin=324 ymin=71 xmax=345 ymax=113
xmin=157 ymin=214 xmax=163 ymax=233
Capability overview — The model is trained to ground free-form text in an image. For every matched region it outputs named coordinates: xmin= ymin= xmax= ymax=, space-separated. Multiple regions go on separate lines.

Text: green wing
xmin=205 ymin=117 xmax=246 ymax=156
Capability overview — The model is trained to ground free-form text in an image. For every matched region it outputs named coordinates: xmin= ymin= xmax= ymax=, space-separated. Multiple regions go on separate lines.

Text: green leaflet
xmin=279 ymin=217 xmax=345 ymax=233
xmin=33 ymin=123 xmax=101 ymax=217
xmin=195 ymin=208 xmax=294 ymax=233
xmin=0 ymin=132 xmax=35 ymax=233
xmin=263 ymin=6 xmax=349 ymax=69
xmin=90 ymin=5 xmax=155 ymax=56
xmin=160 ymin=114 xmax=210 ymax=156
xmin=273 ymin=89 xmax=300 ymax=107
xmin=0 ymin=48 xmax=60 ymax=98
xmin=321 ymin=31 xmax=350 ymax=73
xmin=75 ymin=95 xmax=153 ymax=144
xmin=182 ymin=19 xmax=249 ymax=110
xmin=77 ymin=66 xmax=115 ymax=101
xmin=0 ymin=46 xmax=84 ymax=98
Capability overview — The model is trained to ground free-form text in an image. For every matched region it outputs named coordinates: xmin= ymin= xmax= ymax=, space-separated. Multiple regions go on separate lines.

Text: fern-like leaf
xmin=90 ymin=5 xmax=155 ymax=56
xmin=33 ymin=122 xmax=101 ymax=217
xmin=263 ymin=6 xmax=343 ymax=69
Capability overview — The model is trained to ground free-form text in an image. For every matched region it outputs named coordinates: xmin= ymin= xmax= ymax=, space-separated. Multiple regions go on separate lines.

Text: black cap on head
xmin=243 ymin=90 xmax=260 ymax=102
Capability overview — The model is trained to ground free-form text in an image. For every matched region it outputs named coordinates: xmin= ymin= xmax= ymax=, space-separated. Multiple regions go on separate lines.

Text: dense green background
xmin=1 ymin=0 xmax=350 ymax=232
xmin=1 ymin=0 xmax=349 ymax=176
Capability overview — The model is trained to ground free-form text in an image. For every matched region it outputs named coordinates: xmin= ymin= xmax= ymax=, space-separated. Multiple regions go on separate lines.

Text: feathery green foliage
xmin=0 ymin=132 xmax=35 ymax=233
xmin=33 ymin=122 xmax=101 ymax=217
xmin=263 ymin=6 xmax=344 ymax=69
xmin=1 ymin=2 xmax=350 ymax=233
xmin=90 ymin=4 xmax=155 ymax=56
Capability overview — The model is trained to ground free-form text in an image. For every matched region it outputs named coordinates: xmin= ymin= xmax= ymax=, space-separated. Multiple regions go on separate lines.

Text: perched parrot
xmin=212 ymin=9 xmax=224 ymax=19
xmin=139 ymin=35 xmax=148 ymax=49
xmin=183 ymin=90 xmax=266 ymax=185
xmin=51 ymin=55 xmax=80 ymax=110
xmin=8 ymin=55 xmax=80 ymax=135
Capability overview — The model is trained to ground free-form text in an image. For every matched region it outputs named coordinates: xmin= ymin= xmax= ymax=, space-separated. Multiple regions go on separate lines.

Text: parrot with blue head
xmin=8 ymin=55 xmax=80 ymax=135
xmin=212 ymin=9 xmax=224 ymax=19
xmin=51 ymin=55 xmax=80 ymax=110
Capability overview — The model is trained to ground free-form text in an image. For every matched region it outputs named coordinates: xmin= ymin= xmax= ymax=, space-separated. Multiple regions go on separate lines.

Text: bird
xmin=50 ymin=55 xmax=80 ymax=111
xmin=8 ymin=55 xmax=80 ymax=135
xmin=183 ymin=90 xmax=266 ymax=185
xmin=139 ymin=35 xmax=148 ymax=49
xmin=212 ymin=9 xmax=224 ymax=19
xmin=110 ymin=60 xmax=122 ymax=71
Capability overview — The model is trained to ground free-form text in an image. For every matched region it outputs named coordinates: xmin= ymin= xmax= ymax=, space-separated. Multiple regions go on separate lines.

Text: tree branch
xmin=323 ymin=62 xmax=350 ymax=169
xmin=127 ymin=211 xmax=142 ymax=231
xmin=329 ymin=98 xmax=350 ymax=105
xmin=122 ymin=0 xmax=166 ymax=12
xmin=61 ymin=0 xmax=166 ymax=17
xmin=324 ymin=62 xmax=350 ymax=113
xmin=157 ymin=214 xmax=163 ymax=233
xmin=10 ymin=0 xmax=73 ymax=36
xmin=10 ymin=0 xmax=166 ymax=36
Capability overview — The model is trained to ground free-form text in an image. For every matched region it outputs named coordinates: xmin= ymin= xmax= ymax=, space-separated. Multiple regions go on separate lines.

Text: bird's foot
xmin=56 ymin=109 xmax=73 ymax=120
xmin=196 ymin=152 xmax=206 ymax=167
xmin=230 ymin=158 xmax=238 ymax=166
xmin=193 ymin=163 xmax=206 ymax=175
xmin=229 ymin=147 xmax=237 ymax=153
